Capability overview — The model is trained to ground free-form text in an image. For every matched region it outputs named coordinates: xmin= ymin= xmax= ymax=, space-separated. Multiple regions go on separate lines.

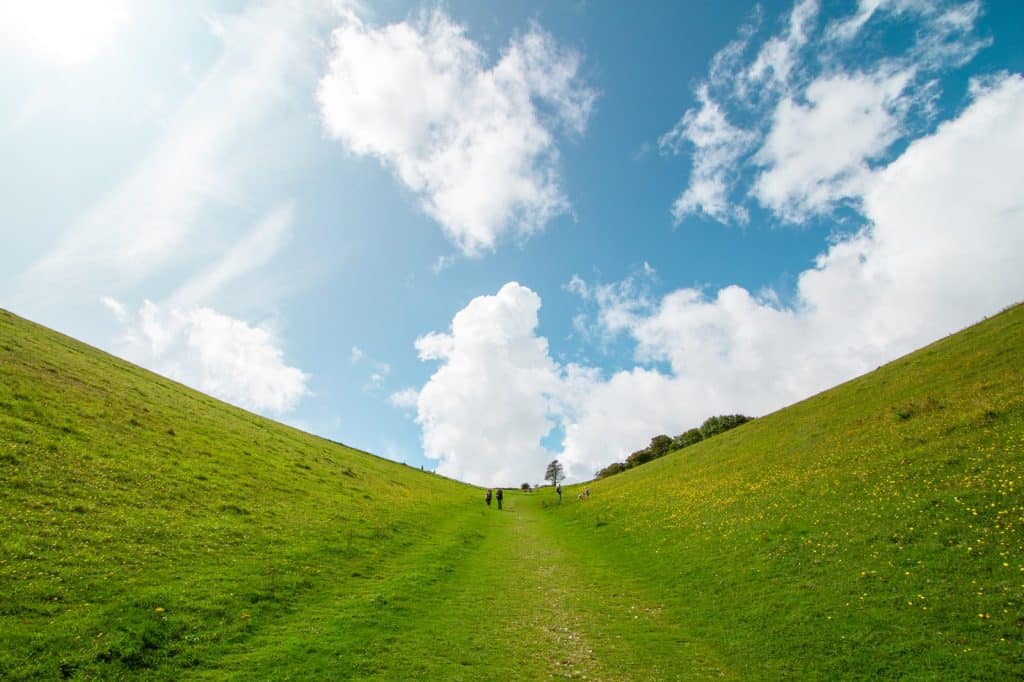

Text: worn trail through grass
xmin=358 ymin=494 xmax=730 ymax=681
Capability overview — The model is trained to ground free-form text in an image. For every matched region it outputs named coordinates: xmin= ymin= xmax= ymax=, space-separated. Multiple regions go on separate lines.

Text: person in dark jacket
xmin=496 ymin=487 xmax=504 ymax=510
xmin=485 ymin=489 xmax=492 ymax=507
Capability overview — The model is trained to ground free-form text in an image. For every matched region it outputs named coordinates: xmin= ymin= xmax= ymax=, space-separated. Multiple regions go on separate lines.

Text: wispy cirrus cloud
xmin=13 ymin=3 xmax=332 ymax=420
xmin=349 ymin=340 xmax=394 ymax=393
xmin=100 ymin=203 xmax=310 ymax=416
xmin=317 ymin=9 xmax=596 ymax=257
xmin=659 ymin=85 xmax=756 ymax=224
xmin=165 ymin=203 xmax=294 ymax=310
xmin=744 ymin=0 xmax=818 ymax=91
xmin=19 ymin=2 xmax=330 ymax=312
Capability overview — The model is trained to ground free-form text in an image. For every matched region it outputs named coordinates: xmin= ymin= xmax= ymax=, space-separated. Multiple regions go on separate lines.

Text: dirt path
xmin=359 ymin=492 xmax=730 ymax=680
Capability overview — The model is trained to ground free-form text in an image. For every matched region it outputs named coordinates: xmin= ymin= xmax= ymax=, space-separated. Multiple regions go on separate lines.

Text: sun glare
xmin=0 ymin=0 xmax=132 ymax=66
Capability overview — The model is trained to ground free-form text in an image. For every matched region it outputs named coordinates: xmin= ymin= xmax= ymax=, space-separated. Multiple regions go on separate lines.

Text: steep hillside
xmin=0 ymin=309 xmax=477 ymax=679
xmin=555 ymin=303 xmax=1024 ymax=678
xmin=3 ymin=304 xmax=1022 ymax=680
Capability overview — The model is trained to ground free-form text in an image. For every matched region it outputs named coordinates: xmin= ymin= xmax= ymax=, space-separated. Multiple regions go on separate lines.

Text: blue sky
xmin=2 ymin=0 xmax=1023 ymax=486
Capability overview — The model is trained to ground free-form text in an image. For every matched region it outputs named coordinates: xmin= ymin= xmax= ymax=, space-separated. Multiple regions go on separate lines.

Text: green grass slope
xmin=3 ymin=303 xmax=1023 ymax=680
xmin=0 ymin=309 xmax=481 ymax=679
xmin=553 ymin=304 xmax=1024 ymax=678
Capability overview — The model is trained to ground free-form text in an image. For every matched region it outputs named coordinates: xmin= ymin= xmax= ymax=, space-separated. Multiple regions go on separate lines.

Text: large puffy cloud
xmin=405 ymin=75 xmax=1024 ymax=482
xmin=105 ymin=300 xmax=310 ymax=416
xmin=317 ymin=9 xmax=595 ymax=256
xmin=410 ymin=282 xmax=568 ymax=485
xmin=560 ymin=74 xmax=1024 ymax=474
xmin=811 ymin=73 xmax=1024 ymax=336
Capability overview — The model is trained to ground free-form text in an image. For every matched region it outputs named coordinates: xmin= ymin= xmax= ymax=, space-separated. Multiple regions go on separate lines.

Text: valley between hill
xmin=2 ymin=305 xmax=1022 ymax=679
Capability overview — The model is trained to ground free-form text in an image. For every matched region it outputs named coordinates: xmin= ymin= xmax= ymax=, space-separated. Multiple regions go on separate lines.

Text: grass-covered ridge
xmin=2 ymin=304 xmax=1022 ymax=679
xmin=0 ymin=309 xmax=480 ymax=678
xmin=555 ymin=303 xmax=1024 ymax=678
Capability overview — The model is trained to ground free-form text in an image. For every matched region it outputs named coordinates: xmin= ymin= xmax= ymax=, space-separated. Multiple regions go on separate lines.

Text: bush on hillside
xmin=671 ymin=428 xmax=703 ymax=450
xmin=626 ymin=435 xmax=674 ymax=468
xmin=626 ymin=448 xmax=654 ymax=467
xmin=648 ymin=434 xmax=673 ymax=458
xmin=596 ymin=461 xmax=627 ymax=479
xmin=596 ymin=414 xmax=754 ymax=480
xmin=699 ymin=414 xmax=752 ymax=439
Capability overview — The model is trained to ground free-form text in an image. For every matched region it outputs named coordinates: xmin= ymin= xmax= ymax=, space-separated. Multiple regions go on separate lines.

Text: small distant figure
xmin=485 ymin=489 xmax=492 ymax=507
xmin=496 ymin=487 xmax=503 ymax=510
xmin=585 ymin=486 xmax=591 ymax=498
xmin=556 ymin=483 xmax=562 ymax=504
xmin=577 ymin=491 xmax=585 ymax=501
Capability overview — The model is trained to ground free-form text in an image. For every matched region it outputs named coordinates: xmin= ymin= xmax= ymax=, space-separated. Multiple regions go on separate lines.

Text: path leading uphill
xmin=340 ymin=492 xmax=732 ymax=681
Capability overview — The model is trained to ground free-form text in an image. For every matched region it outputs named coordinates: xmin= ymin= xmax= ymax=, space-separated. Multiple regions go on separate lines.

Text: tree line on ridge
xmin=595 ymin=414 xmax=753 ymax=479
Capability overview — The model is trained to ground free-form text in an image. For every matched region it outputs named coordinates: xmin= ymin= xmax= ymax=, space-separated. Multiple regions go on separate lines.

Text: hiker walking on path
xmin=556 ymin=483 xmax=562 ymax=503
xmin=485 ymin=489 xmax=492 ymax=507
xmin=496 ymin=487 xmax=503 ymax=510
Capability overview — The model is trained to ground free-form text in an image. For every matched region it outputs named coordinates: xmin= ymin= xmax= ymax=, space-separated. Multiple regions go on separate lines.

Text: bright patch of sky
xmin=2 ymin=0 xmax=1022 ymax=486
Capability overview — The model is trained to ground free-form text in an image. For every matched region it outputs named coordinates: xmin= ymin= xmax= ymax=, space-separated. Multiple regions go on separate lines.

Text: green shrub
xmin=625 ymin=448 xmax=654 ymax=467
xmin=670 ymin=428 xmax=703 ymax=450
xmin=698 ymin=414 xmax=751 ymax=439
xmin=648 ymin=435 xmax=673 ymax=459
xmin=595 ymin=462 xmax=627 ymax=479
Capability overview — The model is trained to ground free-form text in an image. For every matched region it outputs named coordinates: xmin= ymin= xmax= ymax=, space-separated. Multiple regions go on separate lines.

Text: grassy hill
xmin=2 ymin=304 xmax=1022 ymax=679
xmin=0 ymin=309 xmax=481 ymax=678
xmin=553 ymin=303 xmax=1024 ymax=678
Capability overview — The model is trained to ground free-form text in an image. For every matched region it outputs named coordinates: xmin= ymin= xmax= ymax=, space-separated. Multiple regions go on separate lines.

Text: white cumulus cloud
xmin=752 ymin=68 xmax=912 ymax=220
xmin=562 ymin=74 xmax=1024 ymax=474
xmin=410 ymin=282 xmax=569 ymax=485
xmin=106 ymin=299 xmax=310 ymax=416
xmin=317 ymin=9 xmax=595 ymax=256
xmin=405 ymin=74 xmax=1024 ymax=482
